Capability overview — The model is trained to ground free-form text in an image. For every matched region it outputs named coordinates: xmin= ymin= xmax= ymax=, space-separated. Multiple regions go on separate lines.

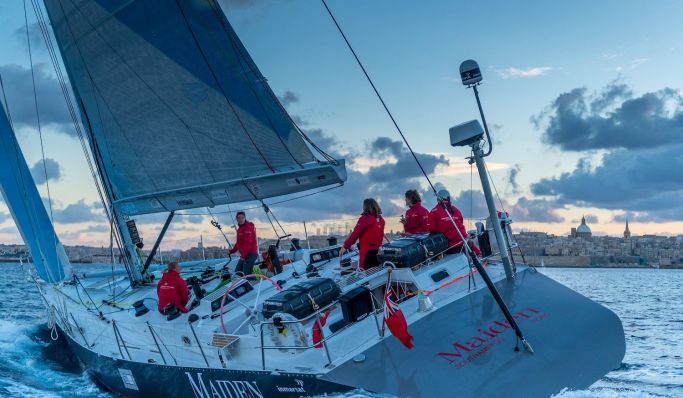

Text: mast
xmin=455 ymin=60 xmax=514 ymax=279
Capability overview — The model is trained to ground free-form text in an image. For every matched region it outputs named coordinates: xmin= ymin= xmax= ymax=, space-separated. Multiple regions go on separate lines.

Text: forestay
xmin=0 ymin=102 xmax=71 ymax=283
xmin=43 ymin=0 xmax=346 ymax=215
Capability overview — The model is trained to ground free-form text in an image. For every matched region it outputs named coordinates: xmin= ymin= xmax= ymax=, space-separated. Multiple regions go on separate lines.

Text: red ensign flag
xmin=383 ymin=289 xmax=414 ymax=349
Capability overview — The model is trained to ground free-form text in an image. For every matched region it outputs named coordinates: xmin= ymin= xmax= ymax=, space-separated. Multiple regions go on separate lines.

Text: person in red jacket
xmin=157 ymin=261 xmax=189 ymax=314
xmin=228 ymin=211 xmax=259 ymax=276
xmin=339 ymin=198 xmax=385 ymax=270
xmin=428 ymin=189 xmax=481 ymax=256
xmin=401 ymin=189 xmax=430 ymax=235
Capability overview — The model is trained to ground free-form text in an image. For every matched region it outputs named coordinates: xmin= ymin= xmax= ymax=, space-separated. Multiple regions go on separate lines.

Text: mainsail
xmin=43 ymin=0 xmax=346 ymax=216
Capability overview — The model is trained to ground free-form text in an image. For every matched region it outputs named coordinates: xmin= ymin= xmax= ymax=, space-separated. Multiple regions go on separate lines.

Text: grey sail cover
xmin=43 ymin=0 xmax=345 ymax=215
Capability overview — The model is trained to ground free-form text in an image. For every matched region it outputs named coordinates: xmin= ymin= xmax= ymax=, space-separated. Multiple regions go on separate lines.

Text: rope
xmin=47 ymin=306 xmax=59 ymax=341
xmin=320 ymin=0 xmax=476 ymax=257
xmin=485 ymin=161 xmax=507 ymax=214
xmin=24 ymin=0 xmax=60 ymax=283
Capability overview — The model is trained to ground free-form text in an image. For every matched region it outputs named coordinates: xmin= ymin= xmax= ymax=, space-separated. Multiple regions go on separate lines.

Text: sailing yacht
xmin=0 ymin=1 xmax=625 ymax=397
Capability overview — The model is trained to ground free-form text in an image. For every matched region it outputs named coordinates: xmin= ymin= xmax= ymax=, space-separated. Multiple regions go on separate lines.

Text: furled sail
xmin=43 ymin=0 xmax=346 ymax=216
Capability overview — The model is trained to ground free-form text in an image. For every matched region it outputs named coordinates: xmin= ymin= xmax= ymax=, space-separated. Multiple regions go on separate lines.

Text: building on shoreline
xmin=514 ymin=221 xmax=683 ymax=268
xmin=570 ymin=216 xmax=592 ymax=239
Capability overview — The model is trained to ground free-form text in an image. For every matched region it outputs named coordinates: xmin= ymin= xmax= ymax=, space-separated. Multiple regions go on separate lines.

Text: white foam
xmin=552 ymin=387 xmax=664 ymax=398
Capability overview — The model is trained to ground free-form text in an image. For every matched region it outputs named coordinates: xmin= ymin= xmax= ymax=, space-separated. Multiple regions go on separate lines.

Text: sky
xmin=1 ymin=0 xmax=683 ymax=249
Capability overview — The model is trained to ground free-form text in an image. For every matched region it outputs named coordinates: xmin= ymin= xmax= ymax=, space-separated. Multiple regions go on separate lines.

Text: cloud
xmin=531 ymin=130 xmax=683 ymax=221
xmin=53 ymin=200 xmax=102 ymax=224
xmin=29 ymin=158 xmax=61 ymax=185
xmin=507 ymin=164 xmax=521 ymax=194
xmin=438 ymin=189 xmax=564 ymax=223
xmin=534 ymin=81 xmax=683 ymax=151
xmin=0 ymin=212 xmax=10 ymax=223
xmin=0 ymin=63 xmax=73 ymax=133
xmin=584 ymin=214 xmax=599 ymax=224
xmin=601 ymin=52 xmax=620 ymax=60
xmin=449 ymin=190 xmax=489 ymax=220
xmin=366 ymin=137 xmax=449 ymax=182
xmin=278 ymin=91 xmax=299 ymax=108
xmin=630 ymin=58 xmax=648 ymax=68
xmin=255 ymin=134 xmax=447 ymax=222
xmin=497 ymin=66 xmax=553 ymax=79
xmin=82 ymin=224 xmax=110 ymax=233
xmin=13 ymin=21 xmax=46 ymax=51
xmin=572 ymin=214 xmax=599 ymax=224
xmin=507 ymin=197 xmax=565 ymax=223
xmin=246 ymin=93 xmax=446 ymax=223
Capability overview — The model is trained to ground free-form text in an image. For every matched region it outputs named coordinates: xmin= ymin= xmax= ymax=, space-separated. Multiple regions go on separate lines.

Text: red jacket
xmin=157 ymin=270 xmax=189 ymax=313
xmin=429 ymin=201 xmax=481 ymax=255
xmin=344 ymin=214 xmax=385 ymax=269
xmin=403 ymin=202 xmax=430 ymax=234
xmin=228 ymin=221 xmax=258 ymax=259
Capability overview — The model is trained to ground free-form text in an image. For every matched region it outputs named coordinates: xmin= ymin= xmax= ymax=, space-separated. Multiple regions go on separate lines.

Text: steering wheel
xmin=219 ymin=274 xmax=283 ymax=334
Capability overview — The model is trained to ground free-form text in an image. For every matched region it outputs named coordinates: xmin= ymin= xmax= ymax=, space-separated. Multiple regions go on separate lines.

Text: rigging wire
xmin=320 ymin=0 xmax=476 ymax=255
xmin=209 ymin=0 xmax=337 ymax=166
xmin=24 ymin=0 xmax=60 ymax=283
xmin=0 ymin=60 xmax=54 ymax=282
xmin=207 ymin=0 xmax=305 ymax=169
xmin=174 ymin=0 xmax=274 ymax=172
xmin=30 ymin=0 xmax=132 ymax=280
xmin=320 ymin=0 xmax=438 ymax=195
xmin=485 ymin=161 xmax=507 ymax=214
xmin=470 ymin=152 xmax=474 ymax=230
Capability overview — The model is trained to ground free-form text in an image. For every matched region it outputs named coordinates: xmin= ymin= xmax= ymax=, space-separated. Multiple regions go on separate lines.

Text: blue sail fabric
xmin=0 ymin=104 xmax=70 ymax=283
xmin=43 ymin=0 xmax=346 ymax=215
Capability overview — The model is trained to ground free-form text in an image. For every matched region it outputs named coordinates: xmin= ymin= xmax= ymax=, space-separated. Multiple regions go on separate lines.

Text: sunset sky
xmin=2 ymin=0 xmax=683 ymax=249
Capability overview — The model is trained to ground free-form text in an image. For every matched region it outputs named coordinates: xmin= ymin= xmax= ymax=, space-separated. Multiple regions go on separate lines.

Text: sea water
xmin=0 ymin=263 xmax=681 ymax=398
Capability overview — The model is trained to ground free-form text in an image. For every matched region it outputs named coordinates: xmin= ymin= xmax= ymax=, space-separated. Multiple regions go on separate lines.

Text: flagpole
xmin=381 ymin=267 xmax=392 ymax=338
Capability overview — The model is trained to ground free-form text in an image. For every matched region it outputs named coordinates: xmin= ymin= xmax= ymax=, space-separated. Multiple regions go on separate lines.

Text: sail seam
xmin=63 ymin=0 xmax=210 ymax=189
xmin=211 ymin=0 xmax=337 ymax=165
xmin=207 ymin=0 xmax=304 ymax=169
xmin=174 ymin=0 xmax=275 ymax=172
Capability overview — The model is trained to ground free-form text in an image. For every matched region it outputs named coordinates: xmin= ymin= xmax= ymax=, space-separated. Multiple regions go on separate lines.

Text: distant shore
xmin=524 ymin=255 xmax=683 ymax=269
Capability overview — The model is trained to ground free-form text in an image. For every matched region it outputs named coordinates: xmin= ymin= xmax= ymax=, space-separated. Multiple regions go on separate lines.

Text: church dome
xmin=576 ymin=216 xmax=592 ymax=236
xmin=576 ymin=224 xmax=591 ymax=234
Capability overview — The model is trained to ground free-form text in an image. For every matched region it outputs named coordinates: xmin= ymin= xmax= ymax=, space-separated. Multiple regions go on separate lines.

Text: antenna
xmin=459 ymin=59 xmax=494 ymax=157
xmin=451 ymin=60 xmax=514 ymax=279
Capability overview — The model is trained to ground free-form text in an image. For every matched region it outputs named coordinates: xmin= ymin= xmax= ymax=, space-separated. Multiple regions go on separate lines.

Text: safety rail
xmin=257 ymin=291 xmax=384 ymax=371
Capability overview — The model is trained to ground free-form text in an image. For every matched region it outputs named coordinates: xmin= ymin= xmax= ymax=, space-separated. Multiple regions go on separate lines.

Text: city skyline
xmin=2 ymin=0 xmax=683 ymax=249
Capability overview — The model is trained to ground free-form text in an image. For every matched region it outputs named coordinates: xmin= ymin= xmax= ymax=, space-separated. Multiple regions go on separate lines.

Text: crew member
xmin=401 ymin=189 xmax=430 ymax=235
xmin=429 ymin=189 xmax=481 ymax=255
xmin=157 ymin=261 xmax=189 ymax=314
xmin=228 ymin=211 xmax=259 ymax=276
xmin=339 ymin=198 xmax=385 ymax=270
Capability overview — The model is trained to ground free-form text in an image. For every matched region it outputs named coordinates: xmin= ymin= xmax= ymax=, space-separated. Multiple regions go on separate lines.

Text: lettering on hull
xmin=186 ymin=373 xmax=264 ymax=398
xmin=436 ymin=308 xmax=549 ymax=368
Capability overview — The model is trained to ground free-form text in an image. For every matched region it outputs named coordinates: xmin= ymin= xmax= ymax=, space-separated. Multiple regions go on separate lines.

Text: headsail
xmin=43 ymin=0 xmax=346 ymax=216
xmin=0 ymin=102 xmax=71 ymax=283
